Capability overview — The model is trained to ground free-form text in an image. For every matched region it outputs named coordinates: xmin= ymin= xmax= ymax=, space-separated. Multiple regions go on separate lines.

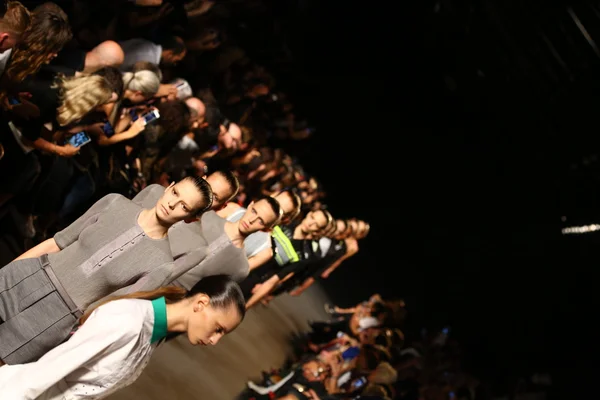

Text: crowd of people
xmin=0 ymin=1 xmax=375 ymax=398
xmin=241 ymin=295 xmax=481 ymax=400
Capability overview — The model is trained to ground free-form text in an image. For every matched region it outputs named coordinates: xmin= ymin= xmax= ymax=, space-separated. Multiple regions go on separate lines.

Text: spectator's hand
xmin=289 ymin=287 xmax=303 ymax=297
xmin=135 ymin=0 xmax=162 ymax=5
xmin=155 ymin=83 xmax=178 ymax=100
xmin=193 ymin=159 xmax=208 ymax=177
xmin=129 ymin=117 xmax=147 ymax=136
xmin=304 ymin=389 xmax=321 ymax=400
xmin=5 ymin=93 xmax=40 ymax=120
xmin=133 ymin=174 xmax=146 ymax=192
xmin=58 ymin=143 xmax=80 ymax=158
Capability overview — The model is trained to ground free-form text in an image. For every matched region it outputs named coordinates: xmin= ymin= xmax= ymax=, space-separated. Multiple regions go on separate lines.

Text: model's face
xmin=301 ymin=210 xmax=327 ymax=233
xmin=206 ymin=173 xmax=235 ymax=210
xmin=238 ymin=200 xmax=278 ymax=235
xmin=186 ymin=295 xmax=242 ymax=346
xmin=156 ymin=180 xmax=206 ymax=224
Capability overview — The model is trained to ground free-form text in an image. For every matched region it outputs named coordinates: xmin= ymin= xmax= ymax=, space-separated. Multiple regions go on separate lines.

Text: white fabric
xmin=0 ymin=48 xmax=12 ymax=77
xmin=318 ymin=237 xmax=332 ymax=257
xmin=336 ymin=371 xmax=352 ymax=387
xmin=118 ymin=39 xmax=162 ymax=71
xmin=358 ymin=316 xmax=380 ymax=332
xmin=177 ymin=134 xmax=199 ymax=151
xmin=0 ymin=299 xmax=157 ymax=399
xmin=247 ymin=371 xmax=295 ymax=395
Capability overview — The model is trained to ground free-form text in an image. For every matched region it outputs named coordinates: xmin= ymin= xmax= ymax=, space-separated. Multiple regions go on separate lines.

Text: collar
xmin=150 ymin=297 xmax=168 ymax=344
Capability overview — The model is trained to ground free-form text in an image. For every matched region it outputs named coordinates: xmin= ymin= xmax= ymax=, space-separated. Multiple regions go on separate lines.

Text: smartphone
xmin=102 ymin=121 xmax=115 ymax=137
xmin=8 ymin=97 xmax=21 ymax=105
xmin=351 ymin=377 xmax=367 ymax=390
xmin=67 ymin=131 xmax=91 ymax=147
xmin=142 ymin=109 xmax=160 ymax=124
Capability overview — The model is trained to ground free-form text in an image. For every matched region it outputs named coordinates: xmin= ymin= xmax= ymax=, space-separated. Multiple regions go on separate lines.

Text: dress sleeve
xmin=0 ymin=301 xmax=142 ymax=399
xmin=168 ymin=247 xmax=208 ymax=289
xmin=53 ymin=193 xmax=121 ymax=249
xmin=131 ymin=184 xmax=165 ymax=209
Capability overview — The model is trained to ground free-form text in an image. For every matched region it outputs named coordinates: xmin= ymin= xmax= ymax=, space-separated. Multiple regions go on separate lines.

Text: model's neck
xmin=138 ymin=208 xmax=169 ymax=239
xmin=224 ymin=220 xmax=246 ymax=248
xmin=165 ymin=301 xmax=188 ymax=332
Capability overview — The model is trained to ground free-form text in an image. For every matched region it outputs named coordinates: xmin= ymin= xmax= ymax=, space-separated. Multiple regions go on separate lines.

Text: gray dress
xmin=0 ymin=194 xmax=174 ymax=364
xmin=133 ymin=185 xmax=249 ymax=286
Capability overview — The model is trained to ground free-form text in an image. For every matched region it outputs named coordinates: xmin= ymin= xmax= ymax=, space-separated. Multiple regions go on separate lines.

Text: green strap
xmin=150 ymin=297 xmax=168 ymax=344
xmin=272 ymin=226 xmax=299 ymax=264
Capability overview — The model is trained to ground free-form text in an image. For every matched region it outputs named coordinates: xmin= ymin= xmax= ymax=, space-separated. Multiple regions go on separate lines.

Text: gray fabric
xmin=0 ymin=257 xmax=78 ymax=364
xmin=50 ymin=193 xmax=173 ymax=310
xmin=226 ymin=207 xmax=271 ymax=258
xmin=133 ymin=187 xmax=249 ymax=284
xmin=118 ymin=39 xmax=162 ymax=71
xmin=173 ymin=211 xmax=249 ymax=288
xmin=133 ymin=184 xmax=165 ymax=214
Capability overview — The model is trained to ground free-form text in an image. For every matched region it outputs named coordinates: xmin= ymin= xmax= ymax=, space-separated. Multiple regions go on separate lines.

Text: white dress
xmin=0 ymin=299 xmax=160 ymax=399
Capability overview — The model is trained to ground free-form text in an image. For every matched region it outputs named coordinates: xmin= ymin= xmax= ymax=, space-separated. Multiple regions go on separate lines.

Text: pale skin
xmin=165 ymin=293 xmax=242 ymax=346
xmin=216 ymin=192 xmax=298 ymax=272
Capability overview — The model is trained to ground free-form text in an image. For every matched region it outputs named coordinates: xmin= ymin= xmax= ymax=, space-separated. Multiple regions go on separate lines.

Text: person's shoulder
xmin=90 ymin=299 xmax=149 ymax=339
xmin=222 ymin=201 xmax=242 ymax=214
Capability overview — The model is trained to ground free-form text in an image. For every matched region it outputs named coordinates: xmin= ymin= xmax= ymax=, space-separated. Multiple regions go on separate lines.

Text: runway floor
xmin=106 ymin=284 xmax=331 ymax=400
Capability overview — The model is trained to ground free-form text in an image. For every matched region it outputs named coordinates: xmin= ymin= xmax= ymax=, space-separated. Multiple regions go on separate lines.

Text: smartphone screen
xmin=67 ymin=131 xmax=91 ymax=147
xmin=143 ymin=109 xmax=160 ymax=124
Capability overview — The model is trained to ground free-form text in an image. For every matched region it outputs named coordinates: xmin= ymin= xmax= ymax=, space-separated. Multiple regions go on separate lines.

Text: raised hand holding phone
xmin=58 ymin=143 xmax=80 ymax=158
xmin=130 ymin=117 xmax=147 ymax=135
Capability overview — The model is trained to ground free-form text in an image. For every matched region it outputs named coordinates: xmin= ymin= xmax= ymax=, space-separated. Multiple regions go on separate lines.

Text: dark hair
xmin=94 ymin=66 xmax=124 ymax=98
xmin=314 ymin=209 xmax=333 ymax=230
xmin=184 ymin=175 xmax=214 ymax=215
xmin=188 ymin=275 xmax=246 ymax=320
xmin=212 ymin=170 xmax=239 ymax=203
xmin=204 ymin=105 xmax=223 ymax=128
xmin=80 ymin=275 xmax=245 ymax=327
xmin=253 ymin=195 xmax=282 ymax=228
xmin=158 ymin=35 xmax=186 ymax=55
xmin=5 ymin=2 xmax=71 ymax=83
xmin=156 ymin=99 xmax=191 ymax=136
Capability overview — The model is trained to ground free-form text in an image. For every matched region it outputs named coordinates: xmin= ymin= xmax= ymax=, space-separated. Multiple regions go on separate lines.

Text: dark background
xmin=240 ymin=0 xmax=600 ymax=397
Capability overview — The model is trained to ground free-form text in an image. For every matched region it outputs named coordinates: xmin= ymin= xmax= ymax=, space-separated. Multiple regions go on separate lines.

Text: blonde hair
xmin=55 ymin=74 xmax=113 ymax=126
xmin=123 ymin=70 xmax=160 ymax=98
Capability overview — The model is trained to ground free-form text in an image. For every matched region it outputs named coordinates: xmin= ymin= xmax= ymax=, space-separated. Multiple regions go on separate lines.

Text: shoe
xmin=9 ymin=205 xmax=36 ymax=239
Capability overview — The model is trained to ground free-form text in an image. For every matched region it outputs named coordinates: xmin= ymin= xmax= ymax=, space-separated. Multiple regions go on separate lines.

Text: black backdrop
xmin=242 ymin=0 xmax=600 ymax=397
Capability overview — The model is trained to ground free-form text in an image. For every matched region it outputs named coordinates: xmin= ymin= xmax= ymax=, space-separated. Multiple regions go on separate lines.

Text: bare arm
xmin=96 ymin=118 xmax=146 ymax=146
xmin=288 ymin=277 xmax=314 ymax=297
xmin=245 ymin=274 xmax=280 ymax=309
xmin=247 ymin=247 xmax=273 ymax=272
xmin=14 ymin=238 xmax=60 ymax=261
